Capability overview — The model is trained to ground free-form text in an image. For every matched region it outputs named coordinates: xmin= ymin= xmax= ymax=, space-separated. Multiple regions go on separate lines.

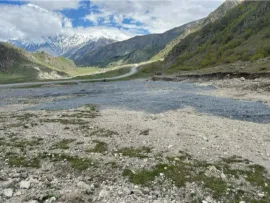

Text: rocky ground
xmin=197 ymin=78 xmax=270 ymax=107
xmin=0 ymin=90 xmax=270 ymax=203
xmin=152 ymin=74 xmax=270 ymax=107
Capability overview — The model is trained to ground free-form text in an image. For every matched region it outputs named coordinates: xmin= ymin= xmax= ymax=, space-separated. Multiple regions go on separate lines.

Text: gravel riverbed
xmin=0 ymin=79 xmax=269 ymax=203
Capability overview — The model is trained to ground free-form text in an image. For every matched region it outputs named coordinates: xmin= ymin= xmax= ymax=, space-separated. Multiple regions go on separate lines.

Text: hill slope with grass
xmin=74 ymin=22 xmax=196 ymax=67
xmin=165 ymin=1 xmax=270 ymax=72
xmin=0 ymin=42 xmax=77 ymax=83
xmin=152 ymin=0 xmax=242 ymax=61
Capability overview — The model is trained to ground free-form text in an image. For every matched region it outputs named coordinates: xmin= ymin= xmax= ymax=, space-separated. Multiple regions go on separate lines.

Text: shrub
xmin=250 ymin=53 xmax=265 ymax=61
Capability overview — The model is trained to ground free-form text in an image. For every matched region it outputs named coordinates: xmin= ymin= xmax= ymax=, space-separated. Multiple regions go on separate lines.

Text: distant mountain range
xmin=8 ymin=33 xmax=123 ymax=57
xmin=73 ymin=22 xmax=196 ymax=67
xmin=7 ymin=0 xmax=242 ymax=68
xmin=3 ymin=0 xmax=269 ymax=83
xmin=72 ymin=0 xmax=242 ymax=67
xmin=62 ymin=38 xmax=116 ymax=62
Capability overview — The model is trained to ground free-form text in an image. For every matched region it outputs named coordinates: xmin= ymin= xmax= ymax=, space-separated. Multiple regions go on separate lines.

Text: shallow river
xmin=1 ymin=80 xmax=270 ymax=124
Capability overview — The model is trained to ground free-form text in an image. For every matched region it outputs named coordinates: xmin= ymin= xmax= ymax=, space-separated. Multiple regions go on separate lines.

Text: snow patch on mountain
xmin=8 ymin=32 xmax=130 ymax=57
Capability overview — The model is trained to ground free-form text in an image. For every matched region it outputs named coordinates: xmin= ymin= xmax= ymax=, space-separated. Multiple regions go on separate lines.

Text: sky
xmin=0 ymin=0 xmax=224 ymax=41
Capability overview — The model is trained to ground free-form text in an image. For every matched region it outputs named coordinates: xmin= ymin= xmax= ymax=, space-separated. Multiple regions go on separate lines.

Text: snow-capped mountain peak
xmin=8 ymin=33 xmax=123 ymax=57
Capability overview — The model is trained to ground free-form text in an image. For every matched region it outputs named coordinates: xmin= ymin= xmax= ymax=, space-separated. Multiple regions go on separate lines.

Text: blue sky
xmin=0 ymin=0 xmax=223 ymax=41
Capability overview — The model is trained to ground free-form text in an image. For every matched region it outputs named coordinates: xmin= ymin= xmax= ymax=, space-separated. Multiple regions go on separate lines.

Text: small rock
xmin=44 ymin=197 xmax=56 ymax=203
xmin=3 ymin=188 xmax=13 ymax=198
xmin=14 ymin=190 xmax=22 ymax=196
xmin=240 ymin=77 xmax=245 ymax=81
xmin=28 ymin=200 xmax=39 ymax=203
xmin=221 ymin=172 xmax=227 ymax=180
xmin=123 ymin=187 xmax=131 ymax=195
xmin=12 ymin=173 xmax=20 ymax=178
xmin=23 ymin=124 xmax=31 ymax=128
xmin=239 ymin=201 xmax=246 ymax=203
xmin=77 ymin=181 xmax=92 ymax=192
xmin=19 ymin=180 xmax=30 ymax=189
xmin=168 ymin=145 xmax=173 ymax=149
xmin=258 ymin=193 xmax=265 ymax=198
xmin=99 ymin=189 xmax=110 ymax=198
xmin=202 ymin=201 xmax=208 ymax=203
xmin=1 ymin=179 xmax=14 ymax=188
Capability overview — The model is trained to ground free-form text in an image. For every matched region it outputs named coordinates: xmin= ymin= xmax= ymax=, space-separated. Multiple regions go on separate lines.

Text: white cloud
xmin=23 ymin=0 xmax=81 ymax=11
xmin=0 ymin=3 xmax=133 ymax=42
xmin=0 ymin=0 xmax=224 ymax=42
xmin=87 ymin=0 xmax=223 ymax=33
xmin=0 ymin=4 xmax=67 ymax=40
xmin=0 ymin=3 xmax=69 ymax=41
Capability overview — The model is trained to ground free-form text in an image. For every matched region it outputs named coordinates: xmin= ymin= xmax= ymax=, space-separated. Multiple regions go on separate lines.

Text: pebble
xmin=77 ymin=181 xmax=92 ymax=192
xmin=221 ymin=172 xmax=227 ymax=180
xmin=240 ymin=77 xmax=245 ymax=81
xmin=123 ymin=187 xmax=131 ymax=195
xmin=258 ymin=193 xmax=265 ymax=198
xmin=44 ymin=197 xmax=56 ymax=203
xmin=99 ymin=189 xmax=110 ymax=198
xmin=3 ymin=188 xmax=13 ymax=198
xmin=19 ymin=180 xmax=31 ymax=189
xmin=23 ymin=124 xmax=30 ymax=128
xmin=1 ymin=179 xmax=14 ymax=188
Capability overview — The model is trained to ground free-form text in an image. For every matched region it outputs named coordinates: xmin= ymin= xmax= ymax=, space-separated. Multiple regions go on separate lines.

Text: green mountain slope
xmin=74 ymin=23 xmax=195 ymax=67
xmin=165 ymin=1 xmax=270 ymax=71
xmin=0 ymin=42 xmax=76 ymax=83
xmin=152 ymin=0 xmax=242 ymax=61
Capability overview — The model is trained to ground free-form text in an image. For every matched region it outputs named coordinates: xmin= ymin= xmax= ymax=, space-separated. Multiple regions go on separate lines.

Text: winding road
xmin=0 ymin=65 xmax=138 ymax=88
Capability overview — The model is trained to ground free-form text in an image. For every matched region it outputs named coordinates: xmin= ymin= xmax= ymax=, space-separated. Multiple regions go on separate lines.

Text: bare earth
xmin=0 ymin=79 xmax=269 ymax=203
xmin=197 ymin=78 xmax=270 ymax=107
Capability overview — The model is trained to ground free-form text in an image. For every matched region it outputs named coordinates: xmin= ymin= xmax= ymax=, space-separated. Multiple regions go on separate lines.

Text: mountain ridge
xmin=164 ymin=0 xmax=270 ymax=71
xmin=0 ymin=42 xmax=77 ymax=83
xmin=152 ymin=0 xmax=242 ymax=60
xmin=73 ymin=22 xmax=197 ymax=67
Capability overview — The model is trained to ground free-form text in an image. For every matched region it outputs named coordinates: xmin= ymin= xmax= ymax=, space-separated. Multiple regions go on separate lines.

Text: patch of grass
xmin=85 ymin=140 xmax=108 ymax=153
xmin=7 ymin=154 xmax=40 ymax=168
xmin=123 ymin=154 xmax=270 ymax=201
xmin=117 ymin=146 xmax=151 ymax=159
xmin=88 ymin=128 xmax=118 ymax=137
xmin=222 ymin=155 xmax=250 ymax=164
xmin=123 ymin=164 xmax=168 ymax=186
xmin=52 ymin=139 xmax=75 ymax=150
xmin=84 ymin=104 xmax=98 ymax=112
xmin=123 ymin=162 xmax=227 ymax=198
xmin=40 ymin=118 xmax=88 ymax=125
xmin=77 ymin=67 xmax=131 ymax=81
xmin=40 ymin=152 xmax=95 ymax=171
xmin=106 ymin=161 xmax=118 ymax=168
xmin=0 ymin=137 xmax=43 ymax=149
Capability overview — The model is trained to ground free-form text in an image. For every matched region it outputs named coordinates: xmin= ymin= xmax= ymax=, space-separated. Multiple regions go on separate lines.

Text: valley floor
xmin=0 ymin=79 xmax=270 ymax=203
